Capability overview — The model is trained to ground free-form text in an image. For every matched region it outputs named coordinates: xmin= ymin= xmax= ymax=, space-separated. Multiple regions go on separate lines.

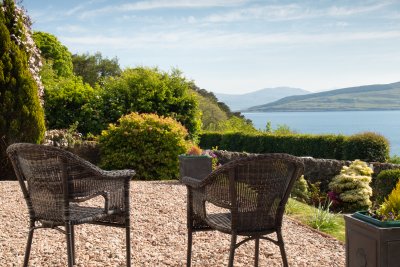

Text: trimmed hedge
xmin=199 ymin=131 xmax=389 ymax=162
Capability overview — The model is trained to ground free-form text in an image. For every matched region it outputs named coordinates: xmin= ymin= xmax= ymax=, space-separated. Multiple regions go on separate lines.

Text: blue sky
xmin=23 ymin=0 xmax=400 ymax=94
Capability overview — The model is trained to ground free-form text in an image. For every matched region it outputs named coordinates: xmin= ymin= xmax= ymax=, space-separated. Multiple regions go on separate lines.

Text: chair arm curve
xmin=70 ymin=191 xmax=111 ymax=213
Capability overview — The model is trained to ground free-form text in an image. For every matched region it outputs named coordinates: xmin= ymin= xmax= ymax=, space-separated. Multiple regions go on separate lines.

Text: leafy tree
xmin=33 ymin=31 xmax=73 ymax=77
xmin=72 ymin=52 xmax=121 ymax=86
xmin=0 ymin=0 xmax=45 ymax=179
xmin=44 ymin=75 xmax=102 ymax=135
xmin=100 ymin=67 xmax=201 ymax=139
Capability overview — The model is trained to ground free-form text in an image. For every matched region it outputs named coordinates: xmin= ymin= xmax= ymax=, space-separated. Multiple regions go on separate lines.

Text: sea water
xmin=242 ymin=110 xmax=400 ymax=156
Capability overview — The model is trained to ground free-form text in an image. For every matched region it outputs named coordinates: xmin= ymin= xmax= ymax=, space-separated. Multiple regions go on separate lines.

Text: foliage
xmin=200 ymin=132 xmax=346 ymax=159
xmin=328 ymin=160 xmax=373 ymax=211
xmin=308 ymin=181 xmax=326 ymax=206
xmin=72 ymin=52 xmax=121 ymax=87
xmin=0 ymin=0 xmax=46 ymax=179
xmin=193 ymin=91 xmax=229 ymax=130
xmin=263 ymin=121 xmax=297 ymax=135
xmin=344 ymin=132 xmax=389 ymax=162
xmin=200 ymin=132 xmax=389 ymax=161
xmin=191 ymin=85 xmax=256 ymax=133
xmin=99 ymin=112 xmax=190 ymax=180
xmin=377 ymin=180 xmax=400 ymax=221
xmin=214 ymin=116 xmax=258 ymax=134
xmin=309 ymin=199 xmax=337 ymax=231
xmin=33 ymin=31 xmax=73 ymax=77
xmin=291 ymin=175 xmax=309 ymax=203
xmin=43 ymin=75 xmax=102 ymax=134
xmin=100 ymin=67 xmax=201 ymax=139
xmin=388 ymin=155 xmax=400 ymax=164
xmin=374 ymin=169 xmax=400 ymax=204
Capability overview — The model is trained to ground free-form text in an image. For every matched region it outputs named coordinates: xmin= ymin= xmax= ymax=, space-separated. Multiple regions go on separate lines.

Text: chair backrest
xmin=6 ymin=143 xmax=95 ymax=222
xmin=206 ymin=153 xmax=304 ymax=232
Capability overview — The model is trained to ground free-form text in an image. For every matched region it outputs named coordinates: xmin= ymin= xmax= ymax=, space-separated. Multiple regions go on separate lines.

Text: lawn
xmin=285 ymin=198 xmax=345 ymax=242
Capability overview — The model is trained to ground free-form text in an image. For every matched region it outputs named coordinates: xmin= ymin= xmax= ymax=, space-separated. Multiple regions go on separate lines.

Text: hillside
xmin=215 ymin=87 xmax=309 ymax=111
xmin=246 ymin=82 xmax=400 ymax=112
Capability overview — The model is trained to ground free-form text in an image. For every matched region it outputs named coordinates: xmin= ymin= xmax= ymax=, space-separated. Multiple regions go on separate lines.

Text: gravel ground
xmin=0 ymin=181 xmax=345 ymax=266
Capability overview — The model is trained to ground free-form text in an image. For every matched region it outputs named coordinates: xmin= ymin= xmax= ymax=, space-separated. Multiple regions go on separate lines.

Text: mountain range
xmin=245 ymin=82 xmax=400 ymax=112
xmin=215 ymin=87 xmax=309 ymax=111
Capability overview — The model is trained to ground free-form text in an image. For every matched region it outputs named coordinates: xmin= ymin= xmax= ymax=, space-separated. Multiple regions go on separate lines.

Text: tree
xmin=0 ymin=0 xmax=46 ymax=179
xmin=33 ymin=31 xmax=73 ymax=77
xmin=100 ymin=67 xmax=201 ymax=139
xmin=72 ymin=52 xmax=121 ymax=87
xmin=44 ymin=75 xmax=102 ymax=135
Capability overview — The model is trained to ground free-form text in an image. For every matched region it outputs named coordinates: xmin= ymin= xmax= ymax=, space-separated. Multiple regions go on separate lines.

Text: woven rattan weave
xmin=182 ymin=153 xmax=304 ymax=267
xmin=7 ymin=143 xmax=135 ymax=267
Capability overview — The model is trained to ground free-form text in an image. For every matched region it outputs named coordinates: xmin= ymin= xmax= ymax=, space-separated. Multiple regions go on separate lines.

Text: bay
xmin=242 ymin=110 xmax=400 ymax=156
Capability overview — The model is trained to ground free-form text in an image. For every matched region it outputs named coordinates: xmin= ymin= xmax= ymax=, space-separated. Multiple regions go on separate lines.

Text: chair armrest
xmin=70 ymin=191 xmax=111 ymax=213
xmin=100 ymin=169 xmax=136 ymax=181
xmin=181 ymin=176 xmax=203 ymax=188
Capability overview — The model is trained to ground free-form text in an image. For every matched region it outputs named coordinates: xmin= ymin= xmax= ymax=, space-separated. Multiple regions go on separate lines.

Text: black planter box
xmin=178 ymin=155 xmax=212 ymax=182
xmin=345 ymin=214 xmax=400 ymax=267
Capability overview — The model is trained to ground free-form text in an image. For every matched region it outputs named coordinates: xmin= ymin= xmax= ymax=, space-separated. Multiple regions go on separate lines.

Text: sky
xmin=22 ymin=0 xmax=400 ymax=94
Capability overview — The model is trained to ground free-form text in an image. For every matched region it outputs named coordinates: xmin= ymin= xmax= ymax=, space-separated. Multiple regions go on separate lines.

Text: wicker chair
xmin=6 ymin=143 xmax=136 ymax=267
xmin=182 ymin=153 xmax=304 ymax=267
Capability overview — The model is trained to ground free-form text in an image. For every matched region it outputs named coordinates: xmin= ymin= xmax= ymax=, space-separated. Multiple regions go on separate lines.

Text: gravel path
xmin=0 ymin=181 xmax=345 ymax=266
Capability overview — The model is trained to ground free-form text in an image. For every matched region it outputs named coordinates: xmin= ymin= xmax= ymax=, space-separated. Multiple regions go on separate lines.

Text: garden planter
xmin=345 ymin=213 xmax=400 ymax=267
xmin=178 ymin=155 xmax=212 ymax=182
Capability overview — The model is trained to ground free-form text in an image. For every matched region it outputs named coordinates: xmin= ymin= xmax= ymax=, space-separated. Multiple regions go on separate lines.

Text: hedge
xmin=199 ymin=131 xmax=389 ymax=162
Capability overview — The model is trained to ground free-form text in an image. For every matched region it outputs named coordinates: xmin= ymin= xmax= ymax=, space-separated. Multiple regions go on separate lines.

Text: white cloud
xmin=328 ymin=2 xmax=391 ymax=16
xmin=80 ymin=0 xmax=249 ymax=19
xmin=56 ymin=25 xmax=87 ymax=33
xmin=60 ymin=30 xmax=400 ymax=51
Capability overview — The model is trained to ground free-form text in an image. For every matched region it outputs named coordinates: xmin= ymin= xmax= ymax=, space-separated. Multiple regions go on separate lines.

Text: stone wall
xmin=213 ymin=150 xmax=400 ymax=192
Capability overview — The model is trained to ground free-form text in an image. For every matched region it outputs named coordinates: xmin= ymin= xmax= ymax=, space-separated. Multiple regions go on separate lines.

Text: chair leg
xmin=254 ymin=237 xmax=260 ymax=267
xmin=187 ymin=228 xmax=193 ymax=267
xmin=277 ymin=230 xmax=288 ymax=267
xmin=71 ymin=225 xmax=76 ymax=265
xmin=126 ymin=223 xmax=131 ymax=266
xmin=23 ymin=221 xmax=35 ymax=267
xmin=65 ymin=223 xmax=74 ymax=267
xmin=228 ymin=234 xmax=237 ymax=267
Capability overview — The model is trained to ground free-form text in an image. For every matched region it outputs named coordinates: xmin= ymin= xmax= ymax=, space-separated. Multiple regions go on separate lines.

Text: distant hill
xmin=215 ymin=87 xmax=309 ymax=111
xmin=246 ymin=82 xmax=400 ymax=112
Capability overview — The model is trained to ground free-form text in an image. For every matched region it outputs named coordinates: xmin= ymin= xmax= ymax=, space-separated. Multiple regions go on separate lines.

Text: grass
xmin=285 ymin=198 xmax=345 ymax=242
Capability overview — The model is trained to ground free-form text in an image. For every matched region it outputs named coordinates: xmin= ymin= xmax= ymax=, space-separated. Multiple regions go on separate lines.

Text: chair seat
xmin=69 ymin=205 xmax=122 ymax=224
xmin=206 ymin=212 xmax=276 ymax=235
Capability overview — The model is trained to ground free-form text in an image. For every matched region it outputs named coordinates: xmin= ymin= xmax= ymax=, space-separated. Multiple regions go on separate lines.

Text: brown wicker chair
xmin=6 ymin=143 xmax=135 ymax=267
xmin=182 ymin=153 xmax=304 ymax=267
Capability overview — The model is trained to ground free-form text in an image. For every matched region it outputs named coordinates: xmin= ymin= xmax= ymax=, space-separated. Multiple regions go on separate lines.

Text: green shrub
xmin=99 ymin=112 xmax=190 ymax=180
xmin=328 ymin=160 xmax=373 ymax=211
xmin=43 ymin=75 xmax=102 ymax=135
xmin=374 ymin=169 xmax=400 ymax=204
xmin=200 ymin=132 xmax=389 ymax=162
xmin=291 ymin=175 xmax=310 ymax=203
xmin=100 ymin=67 xmax=201 ymax=139
xmin=344 ymin=132 xmax=389 ymax=162
xmin=0 ymin=1 xmax=46 ymax=179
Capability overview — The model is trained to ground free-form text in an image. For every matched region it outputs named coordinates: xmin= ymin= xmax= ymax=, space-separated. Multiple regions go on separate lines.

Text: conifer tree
xmin=0 ymin=0 xmax=45 ymax=179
